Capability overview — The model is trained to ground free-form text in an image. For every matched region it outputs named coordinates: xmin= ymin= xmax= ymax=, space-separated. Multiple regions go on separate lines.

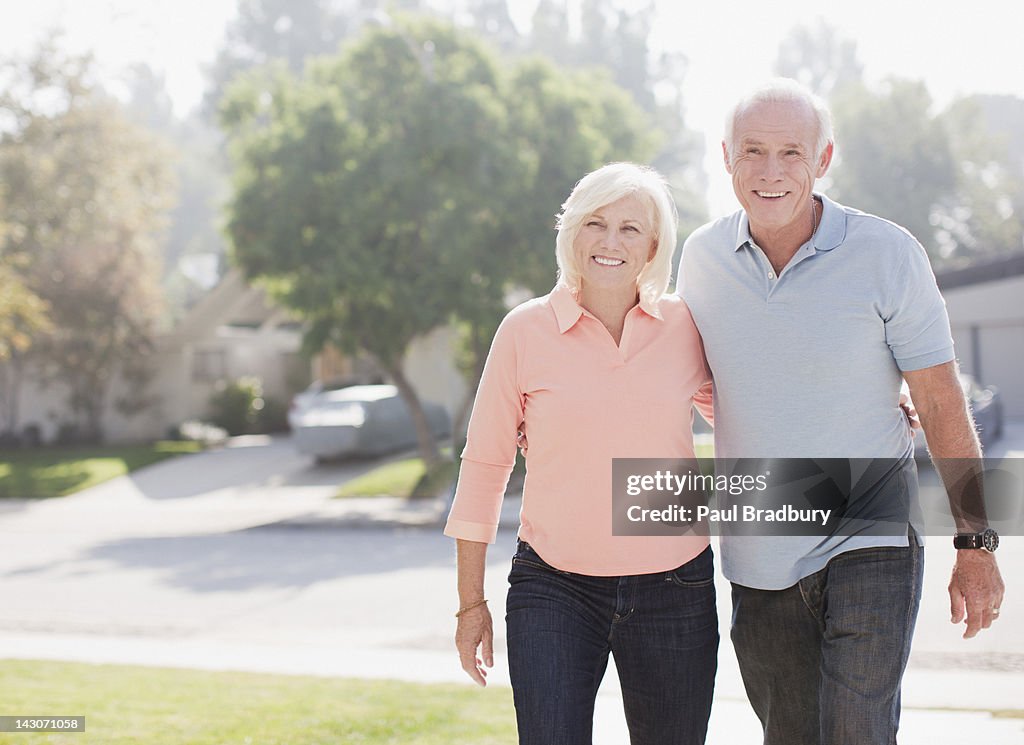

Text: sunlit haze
xmin=3 ymin=0 xmax=1021 ymax=216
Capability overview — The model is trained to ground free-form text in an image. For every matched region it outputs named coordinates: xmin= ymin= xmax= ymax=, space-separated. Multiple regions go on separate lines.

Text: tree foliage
xmin=126 ymin=64 xmax=229 ymax=320
xmin=775 ymin=21 xmax=1024 ymax=266
xmin=774 ymin=18 xmax=863 ymax=100
xmin=934 ymin=95 xmax=1024 ymax=263
xmin=829 ymin=79 xmax=958 ymax=257
xmin=204 ymin=0 xmax=368 ymax=118
xmin=221 ymin=17 xmax=655 ymax=463
xmin=0 ymin=39 xmax=175 ymax=441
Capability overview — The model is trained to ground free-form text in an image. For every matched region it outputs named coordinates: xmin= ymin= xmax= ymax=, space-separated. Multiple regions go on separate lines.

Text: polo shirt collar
xmin=733 ymin=192 xmax=847 ymax=252
xmin=549 ymin=284 xmax=662 ymax=334
xmin=812 ymin=192 xmax=846 ymax=252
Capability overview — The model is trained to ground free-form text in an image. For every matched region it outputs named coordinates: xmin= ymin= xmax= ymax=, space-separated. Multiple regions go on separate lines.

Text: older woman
xmin=444 ymin=162 xmax=717 ymax=745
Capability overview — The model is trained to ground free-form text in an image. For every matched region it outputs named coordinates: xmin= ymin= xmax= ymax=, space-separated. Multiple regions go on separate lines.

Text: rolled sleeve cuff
xmin=895 ymin=347 xmax=955 ymax=372
xmin=443 ymin=517 xmax=499 ymax=544
xmin=442 ymin=458 xmax=513 ymax=545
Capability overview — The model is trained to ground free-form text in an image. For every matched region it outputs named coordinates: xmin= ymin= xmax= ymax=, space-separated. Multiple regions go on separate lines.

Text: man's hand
xmin=516 ymin=426 xmax=528 ymax=458
xmin=949 ymin=549 xmax=1005 ymax=639
xmin=455 ymin=602 xmax=494 ymax=686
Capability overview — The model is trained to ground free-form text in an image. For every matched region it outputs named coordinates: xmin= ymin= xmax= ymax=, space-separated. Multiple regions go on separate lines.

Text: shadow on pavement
xmin=72 ymin=525 xmax=456 ymax=592
xmin=126 ymin=436 xmax=388 ymax=500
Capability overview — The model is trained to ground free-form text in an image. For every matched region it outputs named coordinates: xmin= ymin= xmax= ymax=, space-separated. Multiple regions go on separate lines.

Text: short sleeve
xmin=884 ymin=237 xmax=955 ymax=372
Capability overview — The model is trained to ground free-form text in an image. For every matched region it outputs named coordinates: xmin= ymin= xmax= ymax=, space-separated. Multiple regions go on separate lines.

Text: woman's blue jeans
xmin=505 ymin=541 xmax=719 ymax=745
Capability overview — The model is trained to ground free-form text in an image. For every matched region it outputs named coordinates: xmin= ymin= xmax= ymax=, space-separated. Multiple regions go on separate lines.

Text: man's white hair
xmin=724 ymin=78 xmax=834 ymax=161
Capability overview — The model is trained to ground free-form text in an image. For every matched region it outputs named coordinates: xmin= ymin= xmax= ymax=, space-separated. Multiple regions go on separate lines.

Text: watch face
xmin=983 ymin=529 xmax=999 ymax=552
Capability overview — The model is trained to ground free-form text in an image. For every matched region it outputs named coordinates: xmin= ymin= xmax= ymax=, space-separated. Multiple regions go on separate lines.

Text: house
xmin=937 ymin=253 xmax=1024 ymax=418
xmin=4 ymin=268 xmax=468 ymax=443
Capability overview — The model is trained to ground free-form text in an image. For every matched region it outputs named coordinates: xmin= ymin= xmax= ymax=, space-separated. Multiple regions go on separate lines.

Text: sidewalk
xmin=3 ymin=487 xmax=1021 ymax=744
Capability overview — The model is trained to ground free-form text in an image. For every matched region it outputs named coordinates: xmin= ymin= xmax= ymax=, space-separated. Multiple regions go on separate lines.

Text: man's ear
xmin=722 ymin=141 xmax=733 ymax=174
xmin=816 ymin=141 xmax=834 ymax=178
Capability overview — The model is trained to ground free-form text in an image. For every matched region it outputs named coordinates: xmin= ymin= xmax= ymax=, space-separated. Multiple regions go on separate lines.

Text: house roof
xmin=163 ymin=268 xmax=298 ymax=344
xmin=936 ymin=252 xmax=1024 ymax=291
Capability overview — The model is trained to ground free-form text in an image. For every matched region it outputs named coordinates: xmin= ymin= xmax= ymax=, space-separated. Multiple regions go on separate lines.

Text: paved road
xmin=1 ymin=432 xmax=1022 ymax=743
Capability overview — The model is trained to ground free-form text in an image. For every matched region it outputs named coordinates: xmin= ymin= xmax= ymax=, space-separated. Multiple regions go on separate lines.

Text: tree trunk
xmin=0 ymin=356 xmax=22 ymax=435
xmin=452 ymin=320 xmax=489 ymax=449
xmin=387 ymin=362 xmax=442 ymax=468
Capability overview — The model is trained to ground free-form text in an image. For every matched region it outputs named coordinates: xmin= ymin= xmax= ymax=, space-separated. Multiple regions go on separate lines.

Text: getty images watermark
xmin=623 ymin=468 xmax=832 ymax=527
xmin=611 ymin=457 xmax=1024 ymax=537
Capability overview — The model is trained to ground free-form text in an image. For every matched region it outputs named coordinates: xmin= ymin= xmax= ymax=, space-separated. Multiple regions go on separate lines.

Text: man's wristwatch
xmin=954 ymin=528 xmax=999 ymax=552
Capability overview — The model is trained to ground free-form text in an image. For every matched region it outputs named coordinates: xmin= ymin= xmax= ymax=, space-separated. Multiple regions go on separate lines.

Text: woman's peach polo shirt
xmin=444 ymin=285 xmax=713 ymax=576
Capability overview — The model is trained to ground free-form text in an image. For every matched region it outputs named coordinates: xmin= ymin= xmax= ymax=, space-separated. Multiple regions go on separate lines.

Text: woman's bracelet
xmin=455 ymin=598 xmax=488 ymax=617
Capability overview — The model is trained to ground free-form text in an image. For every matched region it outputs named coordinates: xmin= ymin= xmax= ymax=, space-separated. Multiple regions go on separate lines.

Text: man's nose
xmin=760 ymin=155 xmax=784 ymax=180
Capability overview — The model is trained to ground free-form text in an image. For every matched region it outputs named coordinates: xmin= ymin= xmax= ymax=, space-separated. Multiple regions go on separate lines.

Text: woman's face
xmin=573 ymin=194 xmax=657 ymax=298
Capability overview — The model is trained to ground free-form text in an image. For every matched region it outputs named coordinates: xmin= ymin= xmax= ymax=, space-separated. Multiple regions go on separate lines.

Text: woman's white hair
xmin=554 ymin=162 xmax=678 ymax=307
xmin=724 ymin=77 xmax=834 ymax=161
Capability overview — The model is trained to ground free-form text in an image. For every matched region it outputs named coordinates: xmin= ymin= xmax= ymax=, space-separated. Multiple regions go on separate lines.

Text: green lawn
xmin=0 ymin=660 xmax=516 ymax=744
xmin=0 ymin=441 xmax=203 ymax=499
xmin=336 ymin=455 xmax=458 ymax=499
xmin=337 ymin=442 xmax=713 ymax=500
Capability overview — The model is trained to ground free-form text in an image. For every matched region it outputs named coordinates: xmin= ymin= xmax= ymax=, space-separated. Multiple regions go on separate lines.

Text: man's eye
xmin=623 ymin=225 xmax=640 ymax=232
xmin=586 ymin=220 xmax=603 ymax=228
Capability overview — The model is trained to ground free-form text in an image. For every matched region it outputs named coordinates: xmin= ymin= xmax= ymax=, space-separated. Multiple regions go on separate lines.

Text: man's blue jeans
xmin=730 ymin=537 xmax=924 ymax=745
xmin=506 ymin=541 xmax=718 ymax=745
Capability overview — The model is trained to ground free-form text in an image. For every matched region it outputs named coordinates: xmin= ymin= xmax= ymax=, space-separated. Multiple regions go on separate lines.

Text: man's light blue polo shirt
xmin=678 ymin=193 xmax=954 ymax=589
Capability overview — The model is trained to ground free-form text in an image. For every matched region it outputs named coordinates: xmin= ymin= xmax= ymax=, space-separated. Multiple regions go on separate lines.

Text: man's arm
xmin=903 ymin=361 xmax=1005 ymax=639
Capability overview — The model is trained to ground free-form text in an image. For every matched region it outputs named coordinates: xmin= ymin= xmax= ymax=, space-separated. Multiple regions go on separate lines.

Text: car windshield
xmin=300 ymin=401 xmax=366 ymax=427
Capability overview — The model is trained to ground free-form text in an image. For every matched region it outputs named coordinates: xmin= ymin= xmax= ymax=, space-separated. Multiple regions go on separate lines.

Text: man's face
xmin=724 ymin=100 xmax=833 ymax=240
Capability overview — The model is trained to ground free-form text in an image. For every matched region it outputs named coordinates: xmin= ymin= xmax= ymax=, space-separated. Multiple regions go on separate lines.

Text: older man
xmin=678 ymin=78 xmax=1004 ymax=745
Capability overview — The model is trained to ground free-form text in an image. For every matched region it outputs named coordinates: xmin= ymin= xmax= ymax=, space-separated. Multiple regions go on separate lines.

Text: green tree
xmin=126 ymin=64 xmax=229 ymax=320
xmin=0 ymin=39 xmax=175 ymax=442
xmin=828 ymin=79 xmax=958 ymax=259
xmin=464 ymin=0 xmax=521 ymax=53
xmin=0 ymin=262 xmax=53 ymax=437
xmin=934 ymin=95 xmax=1024 ymax=263
xmin=204 ymin=0 xmax=361 ymax=117
xmin=524 ymin=0 xmax=706 ymax=235
xmin=774 ymin=19 xmax=864 ymax=99
xmin=221 ymin=17 xmax=654 ymax=464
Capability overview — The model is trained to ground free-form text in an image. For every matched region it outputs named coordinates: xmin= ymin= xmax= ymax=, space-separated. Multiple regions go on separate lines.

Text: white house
xmin=4 ymin=268 xmax=468 ymax=443
xmin=937 ymin=253 xmax=1024 ymax=418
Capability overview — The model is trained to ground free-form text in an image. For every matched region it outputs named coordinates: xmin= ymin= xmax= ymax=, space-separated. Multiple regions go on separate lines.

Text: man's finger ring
xmin=992 ymin=607 xmax=1001 ymax=616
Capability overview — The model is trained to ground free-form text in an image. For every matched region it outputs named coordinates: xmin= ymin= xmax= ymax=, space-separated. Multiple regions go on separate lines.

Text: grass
xmin=0 ymin=441 xmax=204 ymax=499
xmin=336 ymin=440 xmax=714 ymax=500
xmin=0 ymin=660 xmax=516 ymax=744
xmin=335 ymin=457 xmax=458 ymax=499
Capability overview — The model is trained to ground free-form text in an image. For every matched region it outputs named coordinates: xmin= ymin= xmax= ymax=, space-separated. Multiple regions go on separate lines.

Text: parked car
xmin=914 ymin=373 xmax=1003 ymax=459
xmin=291 ymin=384 xmax=450 ymax=462
xmin=287 ymin=379 xmax=359 ymax=430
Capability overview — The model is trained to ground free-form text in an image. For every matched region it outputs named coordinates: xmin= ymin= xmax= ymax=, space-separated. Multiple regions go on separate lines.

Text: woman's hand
xmin=455 ymin=602 xmax=494 ymax=686
xmin=900 ymin=390 xmax=921 ymax=436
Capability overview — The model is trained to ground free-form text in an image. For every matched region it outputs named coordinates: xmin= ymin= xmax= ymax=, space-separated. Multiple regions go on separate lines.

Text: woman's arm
xmin=454 ymin=538 xmax=494 ymax=686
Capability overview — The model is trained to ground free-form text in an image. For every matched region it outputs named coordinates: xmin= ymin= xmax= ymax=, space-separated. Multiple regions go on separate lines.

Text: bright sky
xmin=3 ymin=0 xmax=1022 ymax=215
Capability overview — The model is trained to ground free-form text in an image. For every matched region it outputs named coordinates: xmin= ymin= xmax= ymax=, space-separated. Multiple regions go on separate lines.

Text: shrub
xmin=207 ymin=377 xmax=264 ymax=435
